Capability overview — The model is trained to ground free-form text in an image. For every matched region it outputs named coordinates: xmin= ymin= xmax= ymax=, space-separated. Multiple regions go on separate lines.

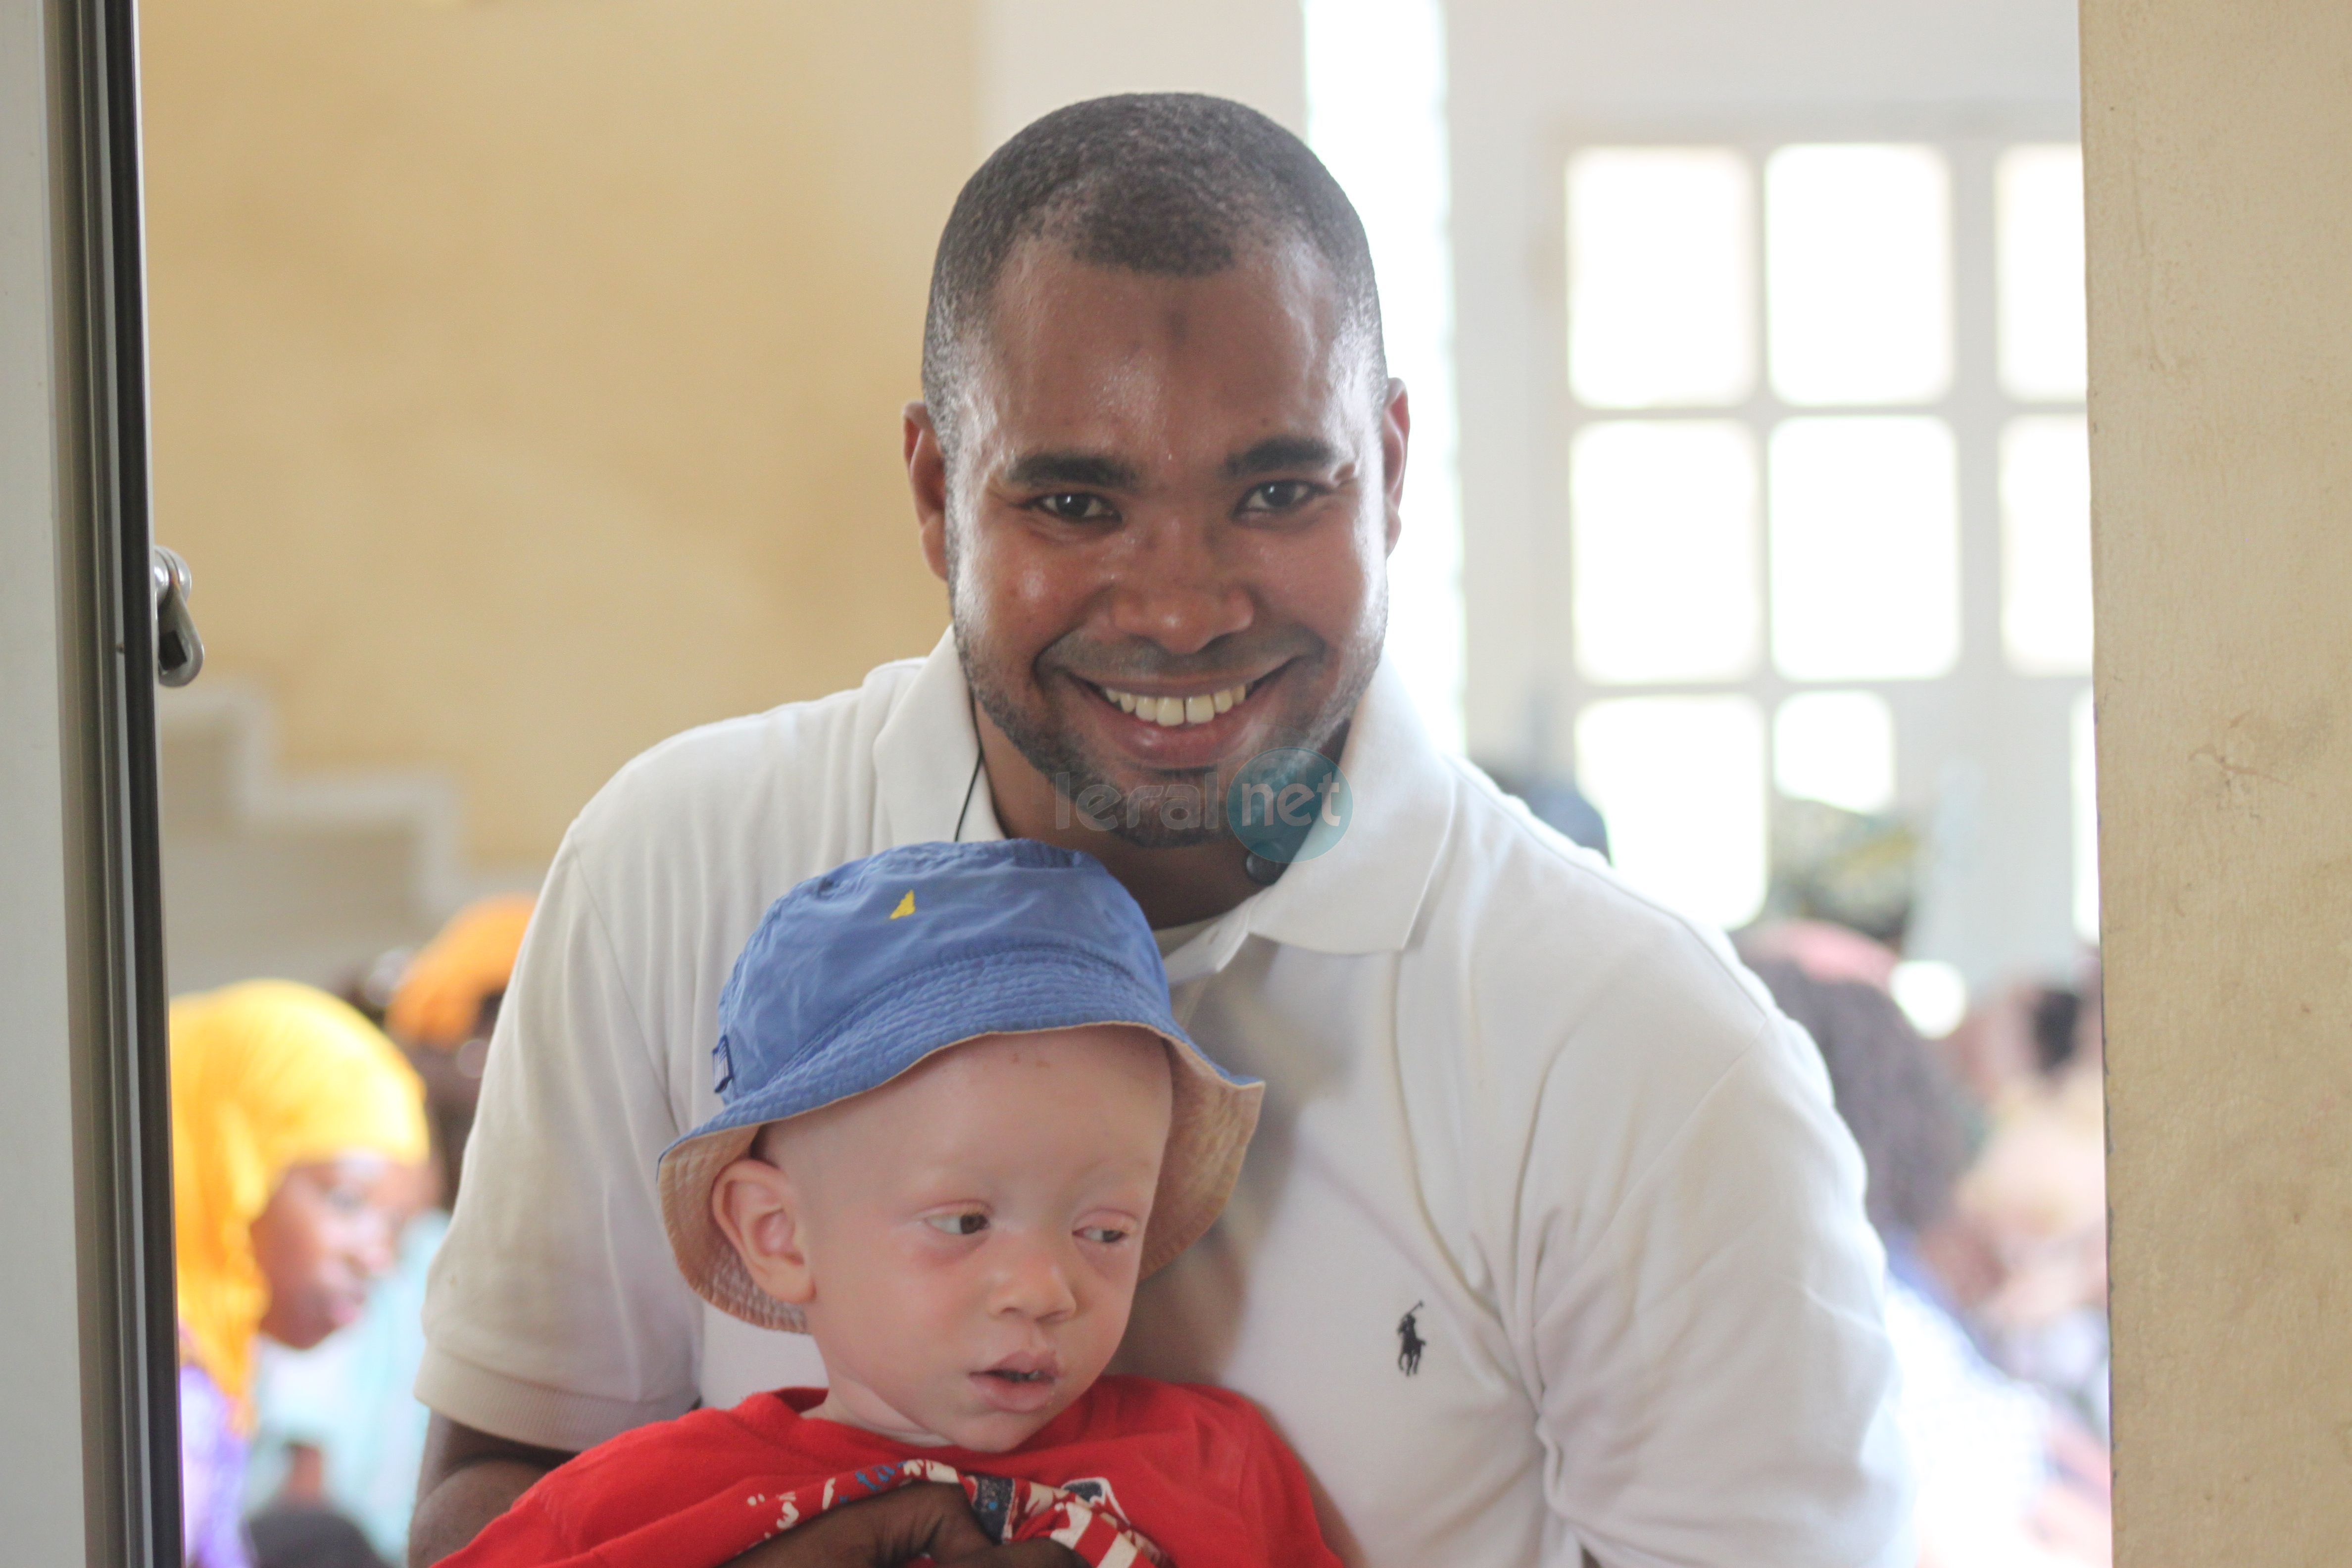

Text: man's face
xmin=914 ymin=239 xmax=1404 ymax=847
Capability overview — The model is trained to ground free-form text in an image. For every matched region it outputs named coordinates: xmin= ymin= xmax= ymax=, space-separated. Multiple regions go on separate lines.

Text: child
xmin=447 ymin=840 xmax=1344 ymax=1568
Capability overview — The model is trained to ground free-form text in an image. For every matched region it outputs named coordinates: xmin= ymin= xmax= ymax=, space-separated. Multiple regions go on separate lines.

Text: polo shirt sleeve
xmin=1513 ymin=956 xmax=1915 ymax=1568
xmin=417 ymin=836 xmax=704 ymax=1451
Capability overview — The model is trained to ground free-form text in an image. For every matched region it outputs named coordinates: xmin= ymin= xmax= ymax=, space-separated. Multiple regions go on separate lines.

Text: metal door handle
xmin=151 ymin=544 xmax=203 ymax=686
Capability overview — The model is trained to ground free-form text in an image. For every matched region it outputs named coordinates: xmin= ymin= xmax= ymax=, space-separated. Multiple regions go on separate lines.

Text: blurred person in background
xmin=172 ymin=981 xmax=432 ymax=1568
xmin=1744 ymin=950 xmax=2110 ymax=1568
xmin=1943 ymin=956 xmax=2105 ymax=1109
xmin=1748 ymin=795 xmax=2112 ymax=1438
xmin=1941 ymin=957 xmax=2109 ymax=1441
xmin=380 ymin=891 xmax=536 ymax=1202
xmin=245 ymin=898 xmax=535 ymax=1568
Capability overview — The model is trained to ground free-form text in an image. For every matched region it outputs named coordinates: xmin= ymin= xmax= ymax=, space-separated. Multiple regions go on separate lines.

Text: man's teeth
xmin=1101 ymin=682 xmax=1252 ymax=727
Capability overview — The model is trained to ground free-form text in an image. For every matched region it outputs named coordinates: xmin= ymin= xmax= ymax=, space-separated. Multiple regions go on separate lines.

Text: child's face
xmin=716 ymin=1025 xmax=1172 ymax=1452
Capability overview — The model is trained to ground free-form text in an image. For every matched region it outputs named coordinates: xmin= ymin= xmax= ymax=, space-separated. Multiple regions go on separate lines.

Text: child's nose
xmin=990 ymin=1235 xmax=1079 ymax=1322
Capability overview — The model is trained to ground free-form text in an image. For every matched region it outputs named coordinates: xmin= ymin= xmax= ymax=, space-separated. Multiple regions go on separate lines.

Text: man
xmin=412 ymin=95 xmax=1911 ymax=1568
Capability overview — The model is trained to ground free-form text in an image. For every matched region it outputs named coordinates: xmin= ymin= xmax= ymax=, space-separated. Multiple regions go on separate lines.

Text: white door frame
xmin=1 ymin=0 xmax=180 ymax=1561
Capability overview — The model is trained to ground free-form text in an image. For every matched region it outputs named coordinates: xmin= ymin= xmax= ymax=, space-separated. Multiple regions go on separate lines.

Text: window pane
xmin=1774 ymin=690 xmax=1896 ymax=813
xmin=1571 ymin=420 xmax=1760 ymax=682
xmin=1568 ymin=148 xmax=1755 ymax=408
xmin=1575 ymin=695 xmax=1766 ymax=928
xmin=1766 ymin=145 xmax=1952 ymax=405
xmin=1997 ymin=145 xmax=2088 ymax=402
xmin=2002 ymin=415 xmax=2094 ymax=675
xmin=2074 ymin=689 xmax=2100 ymax=942
xmin=1769 ymin=416 xmax=1960 ymax=680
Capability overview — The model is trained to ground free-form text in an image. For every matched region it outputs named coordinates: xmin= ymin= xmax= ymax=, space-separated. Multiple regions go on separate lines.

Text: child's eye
xmin=926 ymin=1212 xmax=989 ymax=1237
xmin=1077 ymin=1225 xmax=1131 ymax=1246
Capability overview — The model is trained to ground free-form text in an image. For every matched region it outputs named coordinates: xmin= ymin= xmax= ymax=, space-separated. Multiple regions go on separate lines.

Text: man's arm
xmin=408 ymin=1414 xmax=574 ymax=1567
xmin=411 ymin=838 xmax=701 ymax=1556
xmin=1519 ymin=1004 xmax=1912 ymax=1567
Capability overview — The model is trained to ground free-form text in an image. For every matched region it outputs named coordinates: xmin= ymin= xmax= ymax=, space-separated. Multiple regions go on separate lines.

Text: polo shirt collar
xmin=1223 ymin=658 xmax=1456 ymax=959
xmin=871 ymin=632 xmax=1456 ymax=969
xmin=872 ymin=632 xmax=1003 ymax=847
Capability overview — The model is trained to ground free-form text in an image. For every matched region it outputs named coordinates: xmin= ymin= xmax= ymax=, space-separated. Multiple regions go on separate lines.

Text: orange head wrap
xmin=386 ymin=894 xmax=536 ymax=1050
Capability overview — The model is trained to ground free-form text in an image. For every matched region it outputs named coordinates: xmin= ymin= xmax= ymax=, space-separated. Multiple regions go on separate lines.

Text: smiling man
xmin=411 ymin=96 xmax=1911 ymax=1568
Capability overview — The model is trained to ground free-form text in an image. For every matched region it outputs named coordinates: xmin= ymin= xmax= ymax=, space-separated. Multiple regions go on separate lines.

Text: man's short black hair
xmin=921 ymin=93 xmax=1385 ymax=454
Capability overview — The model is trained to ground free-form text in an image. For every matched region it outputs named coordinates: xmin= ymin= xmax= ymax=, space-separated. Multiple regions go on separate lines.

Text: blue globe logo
xmin=1225 ymin=748 xmax=1351 ymax=864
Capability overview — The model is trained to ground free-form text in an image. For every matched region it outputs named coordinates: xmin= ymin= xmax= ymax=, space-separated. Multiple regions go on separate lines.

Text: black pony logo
xmin=1396 ymin=1300 xmax=1427 ymax=1376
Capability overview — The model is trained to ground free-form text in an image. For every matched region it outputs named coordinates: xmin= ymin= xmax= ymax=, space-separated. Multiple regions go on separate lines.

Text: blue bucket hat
xmin=657 ymin=839 xmax=1263 ymax=1332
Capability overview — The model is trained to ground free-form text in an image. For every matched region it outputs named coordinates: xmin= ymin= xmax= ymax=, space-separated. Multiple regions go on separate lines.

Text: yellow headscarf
xmin=171 ymin=980 xmax=428 ymax=1405
xmin=385 ymin=894 xmax=536 ymax=1050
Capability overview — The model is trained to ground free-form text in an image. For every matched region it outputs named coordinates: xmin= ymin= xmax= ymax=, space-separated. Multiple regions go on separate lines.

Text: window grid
xmin=1553 ymin=126 xmax=2091 ymax=976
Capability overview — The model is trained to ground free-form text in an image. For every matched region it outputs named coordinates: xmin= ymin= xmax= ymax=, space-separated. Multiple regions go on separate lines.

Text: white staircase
xmin=156 ymin=683 xmax=539 ymax=997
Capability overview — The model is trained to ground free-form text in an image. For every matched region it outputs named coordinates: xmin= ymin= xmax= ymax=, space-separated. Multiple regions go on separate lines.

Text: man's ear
xmin=906 ymin=400 xmax=952 ymax=585
xmin=1379 ymin=377 xmax=1411 ymax=557
xmin=710 ymin=1156 xmax=817 ymax=1308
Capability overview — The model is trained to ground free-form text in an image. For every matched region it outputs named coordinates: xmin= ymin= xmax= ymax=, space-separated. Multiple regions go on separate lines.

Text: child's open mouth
xmin=972 ymin=1355 xmax=1064 ymax=1413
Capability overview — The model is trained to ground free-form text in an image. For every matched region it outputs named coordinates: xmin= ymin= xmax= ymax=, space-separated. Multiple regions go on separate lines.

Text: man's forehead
xmin=962 ymin=240 xmax=1373 ymax=472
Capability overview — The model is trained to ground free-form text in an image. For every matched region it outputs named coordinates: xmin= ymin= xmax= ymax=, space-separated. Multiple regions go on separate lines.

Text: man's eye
xmin=1034 ymin=492 xmax=1115 ymax=522
xmin=926 ymin=1212 xmax=990 ymax=1236
xmin=1077 ymin=1225 xmax=1131 ymax=1246
xmin=1238 ymin=481 xmax=1317 ymax=513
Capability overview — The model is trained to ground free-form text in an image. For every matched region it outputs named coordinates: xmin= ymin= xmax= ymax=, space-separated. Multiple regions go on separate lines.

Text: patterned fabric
xmin=488 ymin=1452 xmax=1167 ymax=1568
xmin=731 ymin=1458 xmax=1167 ymax=1568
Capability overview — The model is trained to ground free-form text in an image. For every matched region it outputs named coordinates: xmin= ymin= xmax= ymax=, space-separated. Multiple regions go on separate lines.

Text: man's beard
xmin=954 ymin=615 xmax=1383 ymax=851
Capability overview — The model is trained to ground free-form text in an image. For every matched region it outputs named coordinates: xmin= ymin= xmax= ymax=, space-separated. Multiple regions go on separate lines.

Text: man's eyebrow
xmin=1001 ymin=451 xmax=1143 ymax=490
xmin=1225 ymin=435 xmax=1342 ymax=479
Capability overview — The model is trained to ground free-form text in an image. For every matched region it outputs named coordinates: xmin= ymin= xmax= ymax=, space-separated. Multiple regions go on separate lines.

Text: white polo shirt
xmin=420 ymin=634 xmax=1912 ymax=1568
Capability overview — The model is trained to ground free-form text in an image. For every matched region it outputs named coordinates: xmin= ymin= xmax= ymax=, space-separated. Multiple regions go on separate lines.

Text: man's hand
xmin=720 ymin=1483 xmax=1084 ymax=1568
xmin=408 ymin=1414 xmax=575 ymax=1567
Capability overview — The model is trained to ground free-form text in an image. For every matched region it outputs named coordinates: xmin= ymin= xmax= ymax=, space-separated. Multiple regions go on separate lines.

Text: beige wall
xmin=141 ymin=0 xmax=972 ymax=866
xmin=2084 ymin=0 xmax=2352 ymax=1559
xmin=973 ymin=0 xmax=1304 ymax=148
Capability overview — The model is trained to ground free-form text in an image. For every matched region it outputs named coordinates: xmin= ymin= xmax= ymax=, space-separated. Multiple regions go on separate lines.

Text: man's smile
xmin=1092 ymin=677 xmax=1256 ymax=728
xmin=1050 ymin=661 xmax=1299 ymax=774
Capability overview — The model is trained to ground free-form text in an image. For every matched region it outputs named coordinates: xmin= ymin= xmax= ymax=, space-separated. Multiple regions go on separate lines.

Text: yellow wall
xmin=141 ymin=0 xmax=970 ymax=866
xmin=2083 ymin=0 xmax=2352 ymax=1558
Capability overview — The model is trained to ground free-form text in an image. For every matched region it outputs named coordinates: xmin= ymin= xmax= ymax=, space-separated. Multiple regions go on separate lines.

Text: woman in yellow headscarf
xmin=171 ymin=980 xmax=428 ymax=1568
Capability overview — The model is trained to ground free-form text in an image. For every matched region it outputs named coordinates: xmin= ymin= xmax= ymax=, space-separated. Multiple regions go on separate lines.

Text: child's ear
xmin=710 ymin=1157 xmax=817 ymax=1308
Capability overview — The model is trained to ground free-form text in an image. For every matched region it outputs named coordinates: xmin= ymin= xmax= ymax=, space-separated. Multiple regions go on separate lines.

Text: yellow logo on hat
xmin=888 ymin=890 xmax=916 ymax=920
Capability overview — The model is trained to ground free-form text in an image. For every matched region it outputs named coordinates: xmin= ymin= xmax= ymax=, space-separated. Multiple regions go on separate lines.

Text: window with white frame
xmin=1559 ymin=131 xmax=2093 ymax=981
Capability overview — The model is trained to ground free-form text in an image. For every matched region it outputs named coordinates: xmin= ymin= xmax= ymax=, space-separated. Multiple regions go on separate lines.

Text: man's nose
xmin=1104 ymin=518 xmax=1252 ymax=657
xmin=989 ymin=1234 xmax=1079 ymax=1323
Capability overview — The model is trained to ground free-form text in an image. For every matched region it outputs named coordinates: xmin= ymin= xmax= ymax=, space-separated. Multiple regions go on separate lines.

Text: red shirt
xmin=449 ymin=1376 xmax=1343 ymax=1568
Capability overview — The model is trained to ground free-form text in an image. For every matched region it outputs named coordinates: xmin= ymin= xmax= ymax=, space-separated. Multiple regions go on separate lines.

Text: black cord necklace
xmin=951 ymin=696 xmax=985 ymax=842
